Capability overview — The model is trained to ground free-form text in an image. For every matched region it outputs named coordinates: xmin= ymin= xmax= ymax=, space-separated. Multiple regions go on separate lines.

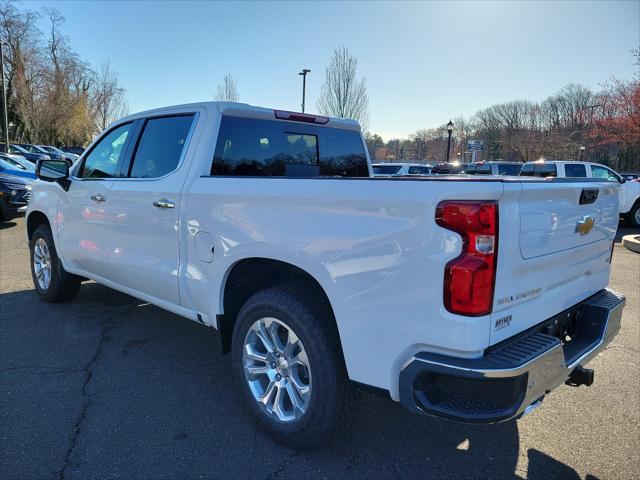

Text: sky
xmin=26 ymin=0 xmax=640 ymax=140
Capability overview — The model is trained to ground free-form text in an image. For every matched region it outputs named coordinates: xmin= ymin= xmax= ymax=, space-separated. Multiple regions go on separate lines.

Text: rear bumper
xmin=399 ymin=289 xmax=625 ymax=423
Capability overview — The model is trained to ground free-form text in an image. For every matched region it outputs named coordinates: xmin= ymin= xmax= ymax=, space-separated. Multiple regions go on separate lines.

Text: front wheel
xmin=30 ymin=224 xmax=81 ymax=302
xmin=231 ymin=285 xmax=349 ymax=448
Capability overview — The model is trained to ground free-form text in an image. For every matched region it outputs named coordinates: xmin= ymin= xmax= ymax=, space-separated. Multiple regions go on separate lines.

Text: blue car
xmin=0 ymin=173 xmax=33 ymax=221
xmin=0 ymin=143 xmax=50 ymax=163
xmin=0 ymin=156 xmax=36 ymax=179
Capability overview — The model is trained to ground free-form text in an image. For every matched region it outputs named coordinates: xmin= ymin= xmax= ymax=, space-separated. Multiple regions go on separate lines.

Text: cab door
xmin=57 ymin=122 xmax=135 ymax=277
xmin=106 ymin=113 xmax=197 ymax=305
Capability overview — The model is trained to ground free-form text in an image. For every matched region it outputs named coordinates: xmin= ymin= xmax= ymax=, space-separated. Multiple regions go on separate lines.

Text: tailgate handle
xmin=579 ymin=188 xmax=599 ymax=205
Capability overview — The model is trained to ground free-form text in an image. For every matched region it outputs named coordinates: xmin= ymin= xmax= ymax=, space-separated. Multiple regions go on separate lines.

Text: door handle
xmin=90 ymin=194 xmax=105 ymax=202
xmin=153 ymin=199 xmax=175 ymax=209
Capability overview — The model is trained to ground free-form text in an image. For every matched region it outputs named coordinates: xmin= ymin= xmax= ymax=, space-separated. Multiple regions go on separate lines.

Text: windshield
xmin=8 ymin=144 xmax=30 ymax=155
xmin=0 ymin=158 xmax=23 ymax=171
xmin=372 ymin=165 xmax=402 ymax=175
xmin=42 ymin=145 xmax=64 ymax=155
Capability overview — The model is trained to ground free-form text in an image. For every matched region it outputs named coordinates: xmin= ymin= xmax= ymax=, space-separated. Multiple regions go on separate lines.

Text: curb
xmin=622 ymin=235 xmax=640 ymax=254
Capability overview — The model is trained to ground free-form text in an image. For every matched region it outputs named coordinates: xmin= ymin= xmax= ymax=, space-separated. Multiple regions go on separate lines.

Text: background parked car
xmin=620 ymin=172 xmax=639 ymax=182
xmin=61 ymin=146 xmax=85 ymax=156
xmin=0 ymin=157 xmax=36 ymax=180
xmin=38 ymin=145 xmax=79 ymax=164
xmin=371 ymin=162 xmax=432 ymax=176
xmin=17 ymin=143 xmax=66 ymax=162
xmin=463 ymin=161 xmax=523 ymax=176
xmin=0 ymin=143 xmax=50 ymax=164
xmin=0 ymin=173 xmax=32 ymax=221
xmin=521 ymin=159 xmax=640 ymax=227
xmin=431 ymin=162 xmax=468 ymax=174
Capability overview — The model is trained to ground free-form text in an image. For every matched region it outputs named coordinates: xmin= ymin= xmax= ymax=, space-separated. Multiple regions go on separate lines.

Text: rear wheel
xmin=231 ymin=285 xmax=349 ymax=447
xmin=30 ymin=224 xmax=81 ymax=302
xmin=627 ymin=201 xmax=640 ymax=228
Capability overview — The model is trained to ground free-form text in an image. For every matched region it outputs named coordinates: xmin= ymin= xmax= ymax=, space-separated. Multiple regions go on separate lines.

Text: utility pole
xmin=298 ymin=69 xmax=310 ymax=113
xmin=0 ymin=42 xmax=9 ymax=151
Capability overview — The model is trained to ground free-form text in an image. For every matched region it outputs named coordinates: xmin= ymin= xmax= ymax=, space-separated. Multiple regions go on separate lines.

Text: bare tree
xmin=92 ymin=61 xmax=128 ymax=131
xmin=215 ymin=74 xmax=239 ymax=102
xmin=317 ymin=46 xmax=369 ymax=130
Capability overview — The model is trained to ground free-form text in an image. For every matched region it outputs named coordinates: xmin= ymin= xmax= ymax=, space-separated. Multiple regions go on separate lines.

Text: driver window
xmin=590 ymin=165 xmax=619 ymax=182
xmin=79 ymin=123 xmax=132 ymax=178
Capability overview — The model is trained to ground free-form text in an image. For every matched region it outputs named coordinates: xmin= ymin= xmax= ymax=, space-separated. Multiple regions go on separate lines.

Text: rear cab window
xmin=211 ymin=116 xmax=368 ymax=177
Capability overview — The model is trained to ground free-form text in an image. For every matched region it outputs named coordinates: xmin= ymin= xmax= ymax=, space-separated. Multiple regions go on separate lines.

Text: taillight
xmin=274 ymin=110 xmax=329 ymax=124
xmin=436 ymin=201 xmax=499 ymax=316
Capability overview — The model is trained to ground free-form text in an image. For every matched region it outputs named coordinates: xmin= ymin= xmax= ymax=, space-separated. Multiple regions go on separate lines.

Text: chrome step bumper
xmin=399 ymin=289 xmax=625 ymax=423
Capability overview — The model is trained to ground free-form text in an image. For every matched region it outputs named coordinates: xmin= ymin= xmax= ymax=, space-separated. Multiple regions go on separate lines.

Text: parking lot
xmin=0 ymin=216 xmax=638 ymax=480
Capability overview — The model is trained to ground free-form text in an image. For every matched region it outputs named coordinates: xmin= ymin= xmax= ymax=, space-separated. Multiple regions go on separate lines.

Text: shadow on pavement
xmin=615 ymin=221 xmax=640 ymax=243
xmin=0 ymin=220 xmax=17 ymax=230
xmin=0 ymin=284 xmax=585 ymax=479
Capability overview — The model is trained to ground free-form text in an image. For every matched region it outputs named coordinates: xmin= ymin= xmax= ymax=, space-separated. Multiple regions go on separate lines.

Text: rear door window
xmin=211 ymin=116 xmax=368 ymax=177
xmin=563 ymin=163 xmax=587 ymax=177
xmin=128 ymin=115 xmax=194 ymax=178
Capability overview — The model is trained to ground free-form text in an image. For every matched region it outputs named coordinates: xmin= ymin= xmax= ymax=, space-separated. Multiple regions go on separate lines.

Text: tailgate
xmin=490 ymin=180 xmax=619 ymax=345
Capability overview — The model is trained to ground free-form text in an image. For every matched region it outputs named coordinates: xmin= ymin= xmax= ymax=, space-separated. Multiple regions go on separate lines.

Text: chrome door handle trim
xmin=90 ymin=194 xmax=105 ymax=202
xmin=153 ymin=199 xmax=175 ymax=209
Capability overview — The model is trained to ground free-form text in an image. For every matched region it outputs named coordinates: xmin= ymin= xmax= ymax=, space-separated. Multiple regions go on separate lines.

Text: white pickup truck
xmin=521 ymin=160 xmax=640 ymax=227
xmin=27 ymin=102 xmax=625 ymax=446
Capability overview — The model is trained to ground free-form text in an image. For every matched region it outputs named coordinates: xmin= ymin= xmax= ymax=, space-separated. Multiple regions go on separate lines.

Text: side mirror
xmin=619 ymin=177 xmax=626 ymax=184
xmin=36 ymin=159 xmax=71 ymax=191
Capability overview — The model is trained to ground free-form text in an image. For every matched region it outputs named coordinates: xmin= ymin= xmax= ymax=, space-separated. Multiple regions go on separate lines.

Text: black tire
xmin=231 ymin=284 xmax=350 ymax=448
xmin=29 ymin=224 xmax=81 ymax=302
xmin=626 ymin=201 xmax=640 ymax=228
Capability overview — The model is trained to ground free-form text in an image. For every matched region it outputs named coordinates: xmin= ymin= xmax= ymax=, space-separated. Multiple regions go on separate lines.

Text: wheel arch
xmin=217 ymin=257 xmax=342 ymax=357
xmin=26 ymin=210 xmax=51 ymax=240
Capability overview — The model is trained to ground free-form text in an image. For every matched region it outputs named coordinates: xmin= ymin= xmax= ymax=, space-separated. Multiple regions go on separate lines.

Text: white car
xmin=521 ymin=160 xmax=640 ymax=227
xmin=371 ymin=162 xmax=432 ymax=176
xmin=463 ymin=161 xmax=523 ymax=176
xmin=27 ymin=102 xmax=625 ymax=446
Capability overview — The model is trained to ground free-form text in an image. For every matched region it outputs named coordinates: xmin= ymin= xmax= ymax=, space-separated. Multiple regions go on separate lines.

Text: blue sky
xmin=27 ymin=0 xmax=640 ymax=140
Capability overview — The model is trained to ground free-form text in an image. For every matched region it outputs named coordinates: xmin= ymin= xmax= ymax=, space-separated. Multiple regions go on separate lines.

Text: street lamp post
xmin=446 ymin=120 xmax=454 ymax=162
xmin=579 ymin=145 xmax=586 ymax=161
xmin=298 ymin=69 xmax=310 ymax=113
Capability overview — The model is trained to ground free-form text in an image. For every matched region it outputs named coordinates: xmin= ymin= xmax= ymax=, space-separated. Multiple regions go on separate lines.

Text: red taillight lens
xmin=436 ymin=201 xmax=499 ymax=316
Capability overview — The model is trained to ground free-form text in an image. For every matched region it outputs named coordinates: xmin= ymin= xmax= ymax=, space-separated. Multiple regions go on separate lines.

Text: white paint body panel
xmin=27 ymin=102 xmax=620 ymax=400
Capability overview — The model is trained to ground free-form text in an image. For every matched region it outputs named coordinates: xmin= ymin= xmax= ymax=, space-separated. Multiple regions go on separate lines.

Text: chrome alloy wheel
xmin=242 ymin=317 xmax=312 ymax=423
xmin=33 ymin=237 xmax=52 ymax=290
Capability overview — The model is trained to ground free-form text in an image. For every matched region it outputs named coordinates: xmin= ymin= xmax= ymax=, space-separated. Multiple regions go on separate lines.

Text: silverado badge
xmin=575 ymin=215 xmax=595 ymax=236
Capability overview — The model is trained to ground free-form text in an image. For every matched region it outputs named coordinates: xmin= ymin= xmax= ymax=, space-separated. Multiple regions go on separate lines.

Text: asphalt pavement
xmin=1 ymin=217 xmax=638 ymax=480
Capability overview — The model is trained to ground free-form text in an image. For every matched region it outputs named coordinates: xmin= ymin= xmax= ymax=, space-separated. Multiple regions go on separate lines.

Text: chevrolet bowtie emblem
xmin=575 ymin=215 xmax=595 ymax=236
